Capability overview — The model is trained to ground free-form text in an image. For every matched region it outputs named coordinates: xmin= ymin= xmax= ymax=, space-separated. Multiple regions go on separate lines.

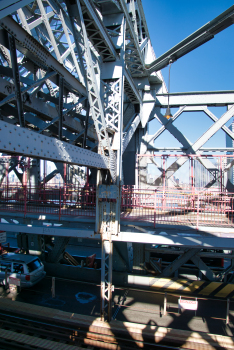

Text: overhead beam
xmin=146 ymin=91 xmax=234 ymax=108
xmin=0 ymin=0 xmax=33 ymax=19
xmin=146 ymin=5 xmax=234 ymax=73
xmin=0 ymin=120 xmax=108 ymax=169
xmin=148 ymin=147 xmax=234 ymax=152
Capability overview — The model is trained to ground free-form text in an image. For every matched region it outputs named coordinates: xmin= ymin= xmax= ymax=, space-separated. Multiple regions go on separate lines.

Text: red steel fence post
xmin=24 ymin=186 xmax=27 ymax=218
xmin=154 ymin=189 xmax=156 ymax=228
xmin=59 ymin=187 xmax=61 ymax=221
xmin=196 ymin=192 xmax=200 ymax=230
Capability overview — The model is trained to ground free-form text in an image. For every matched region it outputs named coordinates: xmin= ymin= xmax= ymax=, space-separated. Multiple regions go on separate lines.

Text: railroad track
xmin=1 ymin=279 xmax=233 ymax=350
xmin=0 ymin=310 xmax=186 ymax=350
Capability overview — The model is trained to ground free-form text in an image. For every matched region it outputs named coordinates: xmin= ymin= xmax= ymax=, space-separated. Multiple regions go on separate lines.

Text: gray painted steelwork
xmin=1 ymin=220 xmax=234 ymax=249
xmin=0 ymin=0 xmax=233 ymax=320
xmin=0 ymin=120 xmax=108 ymax=168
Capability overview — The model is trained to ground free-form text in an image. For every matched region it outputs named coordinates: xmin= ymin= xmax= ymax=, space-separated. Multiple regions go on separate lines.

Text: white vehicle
xmin=0 ymin=253 xmax=46 ymax=288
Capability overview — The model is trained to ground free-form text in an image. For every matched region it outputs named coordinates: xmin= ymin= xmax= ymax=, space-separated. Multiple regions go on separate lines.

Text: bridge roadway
xmin=1 ymin=209 xmax=234 ymax=249
xmin=0 ymin=276 xmax=234 ymax=348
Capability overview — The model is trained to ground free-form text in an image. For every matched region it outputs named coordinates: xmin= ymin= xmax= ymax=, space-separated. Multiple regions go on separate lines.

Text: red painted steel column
xmin=63 ymin=163 xmax=66 ymax=205
xmin=196 ymin=192 xmax=200 ymax=230
xmin=6 ymin=161 xmax=9 ymax=203
xmin=154 ymin=189 xmax=156 ymax=228
xmin=59 ymin=187 xmax=61 ymax=220
xmin=24 ymin=185 xmax=27 ymax=218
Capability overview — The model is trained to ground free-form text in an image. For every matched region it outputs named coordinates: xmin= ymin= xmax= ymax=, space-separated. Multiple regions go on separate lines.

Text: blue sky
xmin=142 ymin=1 xmax=234 ymax=151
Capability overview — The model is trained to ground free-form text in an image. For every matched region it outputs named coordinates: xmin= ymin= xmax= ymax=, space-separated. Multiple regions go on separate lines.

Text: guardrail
xmin=0 ymin=184 xmax=234 ymax=228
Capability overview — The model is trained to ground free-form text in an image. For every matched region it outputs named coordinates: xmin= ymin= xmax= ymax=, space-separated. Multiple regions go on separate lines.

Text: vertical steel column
xmin=83 ymin=102 xmax=90 ymax=149
xmin=99 ymin=17 xmax=126 ymax=321
xmin=8 ymin=34 xmax=24 ymax=127
xmin=101 ymin=239 xmax=113 ymax=321
xmin=58 ymin=76 xmax=64 ymax=140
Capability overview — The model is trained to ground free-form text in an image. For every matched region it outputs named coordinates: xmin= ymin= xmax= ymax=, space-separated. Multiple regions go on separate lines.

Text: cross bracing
xmin=0 ymin=1 xmax=232 ymax=177
xmin=0 ymin=0 xmax=233 ymax=321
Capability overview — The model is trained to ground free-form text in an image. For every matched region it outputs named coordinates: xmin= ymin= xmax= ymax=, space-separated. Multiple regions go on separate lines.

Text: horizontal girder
xmin=149 ymin=91 xmax=234 ymax=107
xmin=0 ymin=219 xmax=234 ymax=249
xmin=0 ymin=120 xmax=108 ymax=168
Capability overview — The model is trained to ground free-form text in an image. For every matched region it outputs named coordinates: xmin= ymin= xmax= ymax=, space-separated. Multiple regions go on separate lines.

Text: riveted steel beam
xmin=153 ymin=91 xmax=234 ymax=107
xmin=0 ymin=0 xmax=33 ymax=19
xmin=8 ymin=34 xmax=24 ymax=127
xmin=58 ymin=76 xmax=64 ymax=140
xmin=0 ymin=120 xmax=108 ymax=168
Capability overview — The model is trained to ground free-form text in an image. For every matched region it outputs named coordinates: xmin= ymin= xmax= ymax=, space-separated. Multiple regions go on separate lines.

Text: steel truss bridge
xmin=0 ymin=0 xmax=233 ymax=321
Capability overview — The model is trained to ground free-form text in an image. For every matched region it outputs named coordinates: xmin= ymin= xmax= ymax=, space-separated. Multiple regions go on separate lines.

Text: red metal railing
xmin=0 ymin=184 xmax=96 ymax=219
xmin=0 ymin=184 xmax=234 ymax=228
xmin=121 ymin=186 xmax=234 ymax=228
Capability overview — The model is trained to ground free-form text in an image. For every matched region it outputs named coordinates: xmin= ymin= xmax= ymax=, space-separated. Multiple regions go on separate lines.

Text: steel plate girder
xmin=0 ymin=16 xmax=87 ymax=97
xmin=0 ymin=120 xmax=108 ymax=168
xmin=154 ymin=91 xmax=234 ymax=107
xmin=145 ymin=247 xmax=234 ymax=259
xmin=0 ymin=0 xmax=33 ymax=19
xmin=1 ymin=220 xmax=234 ymax=249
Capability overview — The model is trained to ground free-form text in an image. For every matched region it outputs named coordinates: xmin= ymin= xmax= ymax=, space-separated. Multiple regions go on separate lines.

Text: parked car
xmin=0 ymin=253 xmax=46 ymax=288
